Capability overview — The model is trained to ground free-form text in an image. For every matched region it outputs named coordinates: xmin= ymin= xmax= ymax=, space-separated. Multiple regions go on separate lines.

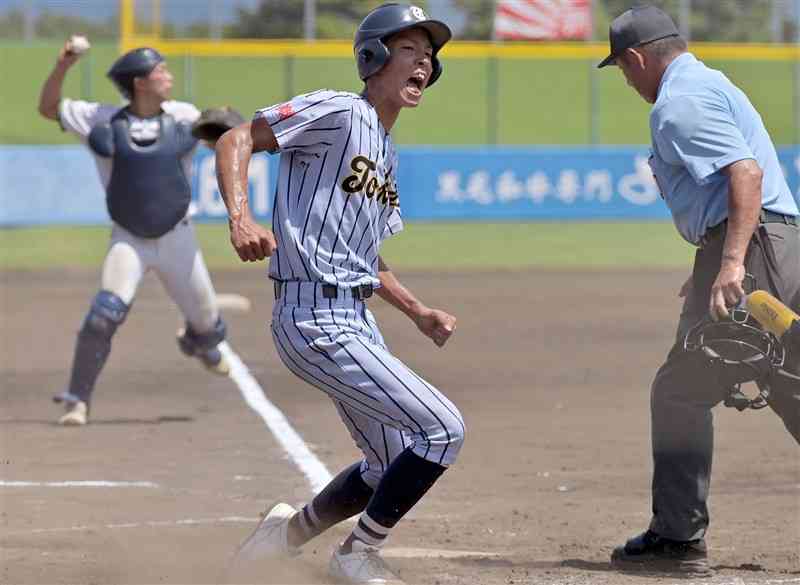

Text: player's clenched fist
xmin=229 ymin=218 xmax=277 ymax=262
xmin=414 ymin=307 xmax=457 ymax=347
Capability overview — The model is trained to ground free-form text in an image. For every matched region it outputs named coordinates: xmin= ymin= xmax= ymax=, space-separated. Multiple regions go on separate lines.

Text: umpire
xmin=599 ymin=4 xmax=800 ymax=576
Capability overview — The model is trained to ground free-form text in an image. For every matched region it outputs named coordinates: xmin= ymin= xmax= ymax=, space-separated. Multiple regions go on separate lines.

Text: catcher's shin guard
xmin=62 ymin=290 xmax=129 ymax=404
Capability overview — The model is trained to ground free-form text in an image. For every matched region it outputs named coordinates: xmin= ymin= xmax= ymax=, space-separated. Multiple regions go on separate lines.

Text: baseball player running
xmin=216 ymin=4 xmax=465 ymax=584
xmin=38 ymin=40 xmax=232 ymax=426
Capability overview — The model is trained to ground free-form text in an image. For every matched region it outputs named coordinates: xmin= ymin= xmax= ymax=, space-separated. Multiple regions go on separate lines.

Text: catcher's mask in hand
xmin=684 ymin=307 xmax=786 ymax=411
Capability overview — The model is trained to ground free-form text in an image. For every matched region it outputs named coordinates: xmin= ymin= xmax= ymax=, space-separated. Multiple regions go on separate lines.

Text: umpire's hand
xmin=710 ymin=261 xmax=746 ymax=321
xmin=229 ymin=217 xmax=277 ymax=262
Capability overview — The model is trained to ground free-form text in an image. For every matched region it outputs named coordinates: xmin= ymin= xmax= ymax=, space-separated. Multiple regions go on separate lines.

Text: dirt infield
xmin=1 ymin=268 xmax=798 ymax=585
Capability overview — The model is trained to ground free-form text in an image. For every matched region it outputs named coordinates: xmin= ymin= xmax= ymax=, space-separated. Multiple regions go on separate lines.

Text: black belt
xmin=273 ymin=281 xmax=374 ymax=301
xmin=700 ymin=209 xmax=798 ymax=247
xmin=760 ymin=208 xmax=798 ymax=226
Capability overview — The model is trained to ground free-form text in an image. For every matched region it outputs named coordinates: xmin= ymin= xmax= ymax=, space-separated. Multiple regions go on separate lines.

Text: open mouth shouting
xmin=405 ymin=71 xmax=428 ymax=98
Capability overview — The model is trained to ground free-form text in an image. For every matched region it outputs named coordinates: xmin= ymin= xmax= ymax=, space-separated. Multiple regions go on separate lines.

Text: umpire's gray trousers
xmin=649 ymin=221 xmax=800 ymax=542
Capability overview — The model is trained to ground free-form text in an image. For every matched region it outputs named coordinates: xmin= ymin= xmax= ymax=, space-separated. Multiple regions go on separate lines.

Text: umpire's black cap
xmin=597 ymin=5 xmax=680 ymax=68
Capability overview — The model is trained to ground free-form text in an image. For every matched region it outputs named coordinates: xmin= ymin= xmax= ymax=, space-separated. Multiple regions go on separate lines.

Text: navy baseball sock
xmin=287 ymin=462 xmax=373 ymax=548
xmin=341 ymin=449 xmax=446 ymax=553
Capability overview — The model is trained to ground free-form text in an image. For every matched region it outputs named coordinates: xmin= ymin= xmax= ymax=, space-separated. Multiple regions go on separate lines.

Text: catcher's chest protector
xmin=100 ymin=110 xmax=197 ymax=238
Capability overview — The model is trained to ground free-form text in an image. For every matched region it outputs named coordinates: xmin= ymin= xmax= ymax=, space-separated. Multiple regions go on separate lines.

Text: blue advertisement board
xmin=1 ymin=145 xmax=798 ymax=226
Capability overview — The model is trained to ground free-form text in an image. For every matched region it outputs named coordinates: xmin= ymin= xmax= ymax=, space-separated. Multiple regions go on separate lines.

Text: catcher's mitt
xmin=191 ymin=106 xmax=245 ymax=143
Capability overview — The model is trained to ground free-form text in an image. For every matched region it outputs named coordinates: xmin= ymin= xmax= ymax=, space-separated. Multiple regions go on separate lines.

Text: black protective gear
xmin=783 ymin=321 xmax=800 ymax=372
xmin=63 ymin=290 xmax=130 ymax=404
xmin=177 ymin=317 xmax=227 ymax=356
xmin=684 ymin=309 xmax=786 ymax=411
xmin=191 ymin=106 xmax=246 ymax=144
xmin=107 ymin=47 xmax=164 ymax=98
xmin=354 ymin=3 xmax=451 ymax=87
xmin=95 ymin=109 xmax=196 ymax=238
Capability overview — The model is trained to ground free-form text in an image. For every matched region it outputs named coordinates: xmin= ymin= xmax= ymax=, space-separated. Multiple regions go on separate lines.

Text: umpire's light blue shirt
xmin=648 ymin=52 xmax=798 ymax=245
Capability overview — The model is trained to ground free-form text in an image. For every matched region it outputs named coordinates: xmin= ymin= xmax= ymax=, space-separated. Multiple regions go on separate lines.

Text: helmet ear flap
xmin=427 ymin=55 xmax=443 ymax=87
xmin=359 ymin=47 xmax=374 ymax=62
xmin=356 ymin=38 xmax=391 ymax=81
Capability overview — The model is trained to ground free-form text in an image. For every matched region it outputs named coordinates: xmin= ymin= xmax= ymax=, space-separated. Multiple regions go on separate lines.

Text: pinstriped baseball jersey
xmin=256 ymin=90 xmax=403 ymax=288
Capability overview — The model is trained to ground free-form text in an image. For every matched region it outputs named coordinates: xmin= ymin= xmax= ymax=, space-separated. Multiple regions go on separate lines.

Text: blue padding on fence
xmin=1 ymin=145 xmax=798 ymax=226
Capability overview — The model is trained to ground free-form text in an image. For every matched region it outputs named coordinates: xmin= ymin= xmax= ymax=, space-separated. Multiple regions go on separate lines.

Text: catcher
xmin=598 ymin=4 xmax=800 ymax=577
xmin=38 ymin=38 xmax=245 ymax=426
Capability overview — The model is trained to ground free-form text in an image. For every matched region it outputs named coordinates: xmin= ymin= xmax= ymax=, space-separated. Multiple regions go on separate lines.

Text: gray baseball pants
xmin=648 ymin=220 xmax=800 ymax=542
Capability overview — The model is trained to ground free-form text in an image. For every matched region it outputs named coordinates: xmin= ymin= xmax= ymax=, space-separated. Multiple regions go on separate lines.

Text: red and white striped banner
xmin=494 ymin=0 xmax=593 ymax=40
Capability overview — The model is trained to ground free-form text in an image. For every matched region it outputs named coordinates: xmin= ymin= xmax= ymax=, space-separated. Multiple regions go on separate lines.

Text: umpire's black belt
xmin=273 ymin=280 xmax=374 ymax=302
xmin=699 ymin=209 xmax=798 ymax=248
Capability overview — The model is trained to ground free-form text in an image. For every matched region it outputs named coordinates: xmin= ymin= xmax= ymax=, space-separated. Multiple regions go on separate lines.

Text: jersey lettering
xmin=341 ymin=155 xmax=399 ymax=208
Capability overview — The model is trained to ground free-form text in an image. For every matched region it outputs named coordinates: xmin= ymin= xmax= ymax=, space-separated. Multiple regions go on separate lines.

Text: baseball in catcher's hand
xmin=67 ymin=35 xmax=91 ymax=55
xmin=58 ymin=36 xmax=87 ymax=67
xmin=192 ymin=106 xmax=246 ymax=147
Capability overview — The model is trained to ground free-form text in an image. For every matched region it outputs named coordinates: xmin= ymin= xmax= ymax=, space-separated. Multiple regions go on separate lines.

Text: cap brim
xmin=597 ymin=53 xmax=616 ymax=68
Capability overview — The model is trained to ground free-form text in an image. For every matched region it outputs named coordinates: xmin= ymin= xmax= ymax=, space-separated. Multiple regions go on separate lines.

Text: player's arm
xmin=376 ymin=256 xmax=456 ymax=347
xmin=38 ymin=39 xmax=83 ymax=120
xmin=215 ymin=117 xmax=279 ymax=262
xmin=710 ymin=159 xmax=763 ymax=320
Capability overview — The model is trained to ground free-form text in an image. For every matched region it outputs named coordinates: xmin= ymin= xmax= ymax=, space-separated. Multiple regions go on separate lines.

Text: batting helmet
xmin=354 ymin=3 xmax=452 ymax=88
xmin=107 ymin=47 xmax=164 ymax=98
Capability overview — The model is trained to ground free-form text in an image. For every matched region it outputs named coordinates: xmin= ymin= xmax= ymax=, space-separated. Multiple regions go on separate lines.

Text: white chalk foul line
xmin=0 ymin=481 xmax=159 ymax=488
xmin=219 ymin=341 xmax=333 ymax=494
xmin=5 ymin=516 xmax=258 ymax=536
xmin=601 ymin=576 xmax=800 ymax=585
xmin=383 ymin=547 xmax=501 ymax=559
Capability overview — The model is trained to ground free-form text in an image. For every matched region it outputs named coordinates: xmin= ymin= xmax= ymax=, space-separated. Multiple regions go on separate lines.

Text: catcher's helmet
xmin=354 ymin=3 xmax=452 ymax=88
xmin=107 ymin=47 xmax=164 ymax=98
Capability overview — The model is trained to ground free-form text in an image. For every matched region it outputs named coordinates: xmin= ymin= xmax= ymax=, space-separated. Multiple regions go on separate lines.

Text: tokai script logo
xmin=341 ymin=155 xmax=399 ymax=207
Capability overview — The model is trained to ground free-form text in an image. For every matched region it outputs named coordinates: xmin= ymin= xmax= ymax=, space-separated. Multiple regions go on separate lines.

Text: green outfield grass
xmin=0 ymin=222 xmax=694 ymax=271
xmin=4 ymin=42 xmax=796 ymax=146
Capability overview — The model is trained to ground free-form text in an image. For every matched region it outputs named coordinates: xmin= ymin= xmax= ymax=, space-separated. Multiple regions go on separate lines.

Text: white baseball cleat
xmin=234 ymin=502 xmax=300 ymax=562
xmin=58 ymin=400 xmax=88 ymax=426
xmin=329 ymin=541 xmax=406 ymax=585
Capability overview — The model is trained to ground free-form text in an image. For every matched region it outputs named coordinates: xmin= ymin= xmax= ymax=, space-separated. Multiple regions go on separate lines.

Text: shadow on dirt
xmin=452 ymin=557 xmax=618 ymax=573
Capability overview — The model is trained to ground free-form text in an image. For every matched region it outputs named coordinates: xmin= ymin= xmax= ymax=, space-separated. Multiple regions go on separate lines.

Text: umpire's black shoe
xmin=611 ymin=530 xmax=711 ymax=576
